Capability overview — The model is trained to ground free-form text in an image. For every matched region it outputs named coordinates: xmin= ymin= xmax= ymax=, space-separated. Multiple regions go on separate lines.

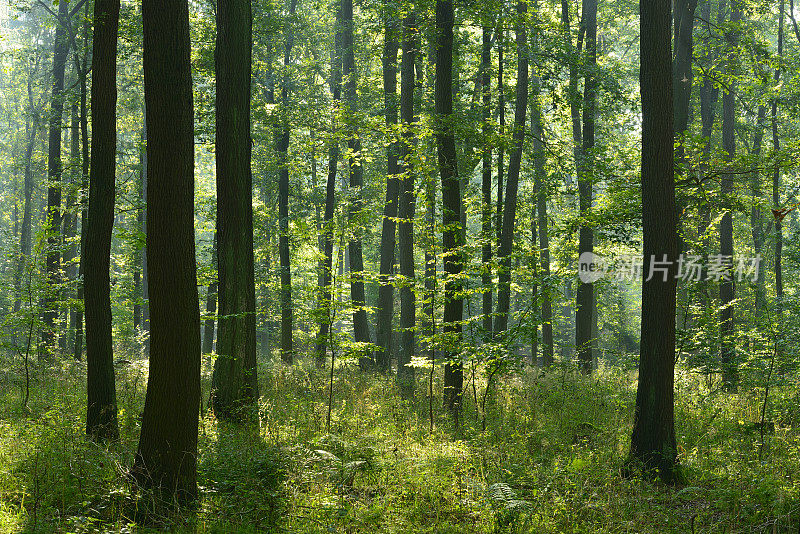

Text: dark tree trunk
xmin=42 ymin=0 xmax=72 ymax=358
xmin=576 ymin=0 xmax=597 ymax=373
xmin=480 ymin=26 xmax=493 ymax=338
xmin=202 ymin=235 xmax=218 ymax=355
xmin=673 ymin=0 xmax=698 ymax=137
xmin=315 ymin=5 xmax=343 ymax=366
xmin=375 ymin=4 xmax=400 ymax=371
xmin=211 ymin=0 xmax=258 ymax=423
xmin=277 ymin=0 xmax=299 ymax=364
xmin=133 ymin=0 xmax=201 ymax=501
xmin=436 ymin=0 xmax=463 ymax=421
xmin=496 ymin=29 xmax=504 ymax=257
xmin=529 ymin=19 xmax=553 ymax=366
xmin=749 ymin=104 xmax=768 ymax=317
xmin=13 ymin=86 xmax=36 ymax=314
xmin=720 ymin=0 xmax=740 ymax=391
xmin=773 ymin=0 xmax=784 ymax=310
xmin=396 ymin=6 xmax=416 ymax=398
xmin=85 ymin=0 xmax=120 ymax=442
xmin=342 ymin=0 xmax=372 ymax=366
xmin=629 ymin=0 xmax=679 ymax=483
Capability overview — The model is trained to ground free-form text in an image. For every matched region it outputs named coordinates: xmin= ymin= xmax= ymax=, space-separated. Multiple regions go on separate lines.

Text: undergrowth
xmin=0 ymin=356 xmax=798 ymax=533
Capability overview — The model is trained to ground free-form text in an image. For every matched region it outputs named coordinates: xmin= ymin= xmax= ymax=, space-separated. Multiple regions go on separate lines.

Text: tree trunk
xmin=480 ymin=26 xmax=493 ymax=338
xmin=495 ymin=1 xmax=528 ymax=336
xmin=85 ymin=0 xmax=120 ymax=442
xmin=629 ymin=0 xmax=679 ymax=483
xmin=211 ymin=0 xmax=258 ymax=423
xmin=576 ymin=0 xmax=597 ymax=373
xmin=375 ymin=4 xmax=400 ymax=371
xmin=773 ymin=0 xmax=784 ymax=312
xmin=133 ymin=0 xmax=201 ymax=501
xmin=63 ymin=102 xmax=80 ymax=353
xmin=277 ymin=0 xmax=299 ymax=364
xmin=314 ymin=5 xmax=343 ymax=366
xmin=396 ymin=6 xmax=416 ymax=398
xmin=42 ymin=0 xmax=72 ymax=359
xmin=341 ymin=0 xmax=372 ymax=367
xmin=720 ymin=0 xmax=740 ymax=391
xmin=202 ymin=234 xmax=218 ymax=355
xmin=436 ymin=0 xmax=463 ymax=421
xmin=529 ymin=17 xmax=553 ymax=366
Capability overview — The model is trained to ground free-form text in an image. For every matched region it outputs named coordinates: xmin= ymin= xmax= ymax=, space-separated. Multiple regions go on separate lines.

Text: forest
xmin=0 ymin=0 xmax=799 ymax=531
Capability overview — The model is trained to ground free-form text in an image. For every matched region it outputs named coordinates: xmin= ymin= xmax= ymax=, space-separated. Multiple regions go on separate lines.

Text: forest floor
xmin=0 ymin=356 xmax=799 ymax=533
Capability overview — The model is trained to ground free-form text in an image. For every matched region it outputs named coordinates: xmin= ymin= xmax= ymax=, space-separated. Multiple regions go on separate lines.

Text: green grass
xmin=0 ymin=356 xmax=799 ymax=533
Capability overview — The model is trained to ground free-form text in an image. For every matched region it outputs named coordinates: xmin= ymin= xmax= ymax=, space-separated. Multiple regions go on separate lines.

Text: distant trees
xmin=132 ymin=0 xmax=201 ymax=500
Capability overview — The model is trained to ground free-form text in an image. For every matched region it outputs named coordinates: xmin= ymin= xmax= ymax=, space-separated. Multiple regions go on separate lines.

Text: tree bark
xmin=629 ymin=0 xmax=679 ymax=483
xmin=576 ymin=0 xmax=597 ymax=373
xmin=396 ymin=5 xmax=416 ymax=398
xmin=773 ymin=0 xmax=784 ymax=311
xmin=375 ymin=3 xmax=400 ymax=371
xmin=211 ymin=0 xmax=258 ymax=423
xmin=133 ymin=0 xmax=201 ymax=501
xmin=436 ymin=0 xmax=463 ymax=421
xmin=85 ymin=0 xmax=120 ymax=442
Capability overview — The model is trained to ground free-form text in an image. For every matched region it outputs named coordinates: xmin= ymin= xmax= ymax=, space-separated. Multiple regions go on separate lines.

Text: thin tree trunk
xmin=211 ymin=0 xmax=258 ymax=423
xmin=773 ymin=0 xmax=784 ymax=313
xmin=202 ymin=235 xmax=218 ymax=355
xmin=629 ymin=0 xmax=680 ymax=483
xmin=720 ymin=0 xmax=740 ymax=391
xmin=480 ymin=26 xmax=493 ymax=338
xmin=277 ymin=0 xmax=299 ymax=364
xmin=74 ymin=3 xmax=90 ymax=361
xmin=375 ymin=4 xmax=400 ymax=371
xmin=85 ymin=0 xmax=120 ymax=442
xmin=315 ymin=5 xmax=343 ymax=366
xmin=133 ymin=0 xmax=201 ymax=501
xmin=576 ymin=0 xmax=597 ymax=373
xmin=42 ymin=0 xmax=72 ymax=359
xmin=530 ymin=16 xmax=553 ymax=366
xmin=495 ymin=1 xmax=528 ymax=336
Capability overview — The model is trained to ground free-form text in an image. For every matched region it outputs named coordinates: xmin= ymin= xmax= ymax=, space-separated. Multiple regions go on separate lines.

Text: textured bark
xmin=396 ymin=7 xmax=416 ymax=398
xmin=494 ymin=1 xmax=528 ymax=335
xmin=436 ymin=0 xmax=463 ymax=420
xmin=85 ymin=0 xmax=120 ymax=442
xmin=375 ymin=4 xmax=400 ymax=371
xmin=277 ymin=0 xmax=299 ymax=364
xmin=314 ymin=5 xmax=343 ymax=366
xmin=720 ymin=0 xmax=740 ymax=391
xmin=42 ymin=0 xmax=71 ymax=358
xmin=629 ymin=0 xmax=679 ymax=483
xmin=576 ymin=0 xmax=597 ymax=373
xmin=673 ymin=0 xmax=698 ymax=136
xmin=342 ymin=0 xmax=372 ymax=366
xmin=211 ymin=0 xmax=258 ymax=423
xmin=132 ymin=0 xmax=201 ymax=501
